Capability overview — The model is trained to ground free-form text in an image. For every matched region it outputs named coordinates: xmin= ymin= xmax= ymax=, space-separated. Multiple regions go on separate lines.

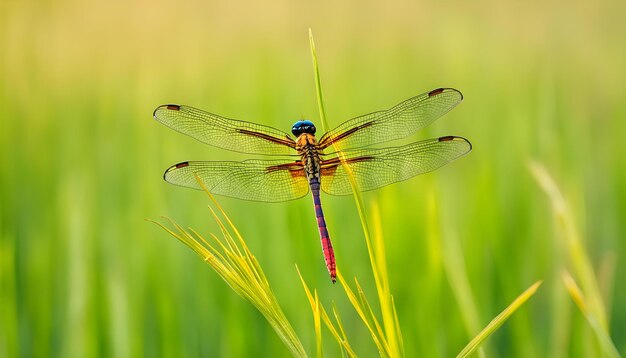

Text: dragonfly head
xmin=291 ymin=120 xmax=316 ymax=136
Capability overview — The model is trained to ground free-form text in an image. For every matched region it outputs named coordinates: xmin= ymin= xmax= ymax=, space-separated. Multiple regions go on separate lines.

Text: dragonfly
xmin=154 ymin=87 xmax=471 ymax=283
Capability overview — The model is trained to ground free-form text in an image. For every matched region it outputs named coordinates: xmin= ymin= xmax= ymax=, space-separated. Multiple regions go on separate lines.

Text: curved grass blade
xmin=529 ymin=161 xmax=609 ymax=330
xmin=530 ymin=161 xmax=621 ymax=356
xmin=336 ymin=271 xmax=389 ymax=356
xmin=456 ymin=281 xmax=543 ymax=358
xmin=562 ymin=272 xmax=620 ymax=358
xmin=150 ymin=175 xmax=306 ymax=358
xmin=297 ymin=267 xmax=357 ymax=357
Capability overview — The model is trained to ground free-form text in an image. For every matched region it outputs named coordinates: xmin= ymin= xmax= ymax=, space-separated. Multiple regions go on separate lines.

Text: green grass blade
xmin=529 ymin=161 xmax=609 ymax=329
xmin=562 ymin=272 xmax=620 ymax=358
xmin=390 ymin=296 xmax=405 ymax=357
xmin=151 ymin=176 xmax=307 ymax=358
xmin=297 ymin=267 xmax=356 ymax=357
xmin=456 ymin=281 xmax=543 ymax=358
xmin=314 ymin=291 xmax=323 ymax=358
xmin=336 ymin=271 xmax=389 ymax=356
xmin=355 ymin=277 xmax=391 ymax=354
xmin=370 ymin=202 xmax=403 ymax=356
xmin=308 ymin=28 xmax=329 ymax=132
xmin=330 ymin=302 xmax=351 ymax=352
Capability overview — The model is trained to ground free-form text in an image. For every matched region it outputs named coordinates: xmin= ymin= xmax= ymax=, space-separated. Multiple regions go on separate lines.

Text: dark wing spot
xmin=166 ymin=105 xmax=181 ymax=111
xmin=163 ymin=162 xmax=189 ymax=180
xmin=438 ymin=136 xmax=473 ymax=150
xmin=428 ymin=88 xmax=445 ymax=97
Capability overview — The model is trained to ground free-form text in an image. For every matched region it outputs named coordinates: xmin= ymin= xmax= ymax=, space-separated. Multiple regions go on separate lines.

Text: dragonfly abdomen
xmin=310 ymin=178 xmax=336 ymax=283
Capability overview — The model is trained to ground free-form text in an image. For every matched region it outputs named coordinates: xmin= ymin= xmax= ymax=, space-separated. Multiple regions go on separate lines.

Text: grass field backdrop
xmin=1 ymin=0 xmax=625 ymax=356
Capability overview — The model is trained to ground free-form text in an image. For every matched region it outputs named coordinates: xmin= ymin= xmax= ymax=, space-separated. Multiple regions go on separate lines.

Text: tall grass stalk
xmin=529 ymin=161 xmax=608 ymax=326
xmin=150 ymin=175 xmax=307 ymax=358
xmin=529 ymin=161 xmax=619 ymax=356
xmin=562 ymin=271 xmax=620 ymax=357
xmin=308 ymin=29 xmax=404 ymax=357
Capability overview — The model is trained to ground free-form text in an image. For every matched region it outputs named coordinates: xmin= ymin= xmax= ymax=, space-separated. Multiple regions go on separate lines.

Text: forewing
xmin=164 ymin=160 xmax=309 ymax=202
xmin=319 ymin=88 xmax=463 ymax=150
xmin=320 ymin=136 xmax=471 ymax=195
xmin=154 ymin=104 xmax=296 ymax=155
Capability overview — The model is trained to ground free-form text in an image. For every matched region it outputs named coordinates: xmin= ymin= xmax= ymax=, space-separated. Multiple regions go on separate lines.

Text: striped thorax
xmin=295 ymin=133 xmax=322 ymax=183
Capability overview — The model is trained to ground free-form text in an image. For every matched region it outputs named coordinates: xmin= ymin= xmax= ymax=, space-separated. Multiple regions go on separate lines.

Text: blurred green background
xmin=1 ymin=0 xmax=625 ymax=356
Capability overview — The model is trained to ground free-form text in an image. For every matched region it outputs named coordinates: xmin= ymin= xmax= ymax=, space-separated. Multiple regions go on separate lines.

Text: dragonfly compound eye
xmin=292 ymin=120 xmax=316 ymax=136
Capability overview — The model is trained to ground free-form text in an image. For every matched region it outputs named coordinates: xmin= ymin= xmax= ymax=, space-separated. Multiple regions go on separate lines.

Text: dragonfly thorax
xmin=292 ymin=120 xmax=316 ymax=136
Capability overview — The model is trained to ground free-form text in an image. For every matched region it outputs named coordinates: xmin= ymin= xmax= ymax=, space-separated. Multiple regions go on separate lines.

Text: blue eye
xmin=291 ymin=120 xmax=316 ymax=136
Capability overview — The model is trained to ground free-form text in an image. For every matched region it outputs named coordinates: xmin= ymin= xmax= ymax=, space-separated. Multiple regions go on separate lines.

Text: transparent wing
xmin=154 ymin=104 xmax=296 ymax=155
xmin=320 ymin=136 xmax=471 ymax=195
xmin=164 ymin=159 xmax=309 ymax=202
xmin=319 ymin=88 xmax=463 ymax=150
